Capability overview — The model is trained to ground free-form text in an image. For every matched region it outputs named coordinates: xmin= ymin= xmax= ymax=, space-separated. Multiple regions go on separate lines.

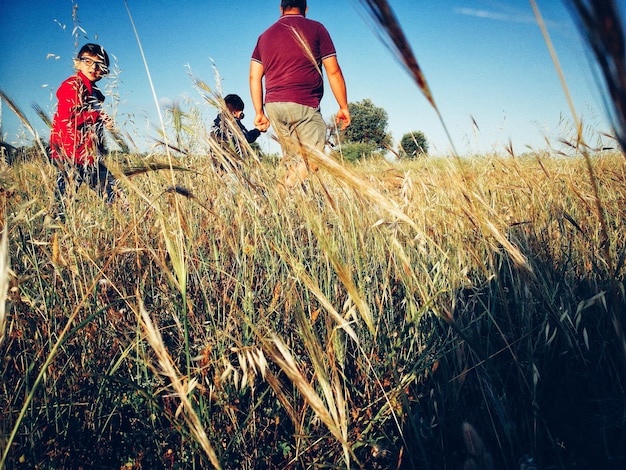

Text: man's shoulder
xmin=262 ymin=15 xmax=327 ymax=34
xmin=304 ymin=17 xmax=326 ymax=28
xmin=288 ymin=16 xmax=328 ymax=31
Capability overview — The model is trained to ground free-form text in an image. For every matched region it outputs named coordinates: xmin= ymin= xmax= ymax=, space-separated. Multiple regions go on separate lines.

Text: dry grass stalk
xmin=357 ymin=0 xmax=458 ymax=153
xmin=297 ymin=142 xmax=418 ymax=229
xmin=0 ymin=227 xmax=9 ymax=348
xmin=276 ymin=243 xmax=359 ymax=342
xmin=0 ymin=90 xmax=47 ymax=158
xmin=31 ymin=103 xmax=52 ymax=129
xmin=122 ymin=161 xmax=195 ymax=177
xmin=567 ymin=0 xmax=626 ymax=154
xmin=357 ymin=0 xmax=435 ymax=110
xmin=533 ymin=0 xmax=618 ymax=287
xmin=261 ymin=334 xmax=358 ymax=467
xmin=290 ymin=26 xmax=323 ymax=77
xmin=139 ymin=299 xmax=222 ymax=470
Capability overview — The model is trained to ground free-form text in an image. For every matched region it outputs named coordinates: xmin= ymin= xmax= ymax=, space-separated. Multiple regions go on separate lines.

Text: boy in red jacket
xmin=50 ymin=43 xmax=126 ymax=220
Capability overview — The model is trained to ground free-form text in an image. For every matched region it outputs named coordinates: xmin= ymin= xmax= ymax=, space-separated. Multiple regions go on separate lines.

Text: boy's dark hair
xmin=78 ymin=43 xmax=110 ymax=68
xmin=281 ymin=0 xmax=306 ymax=13
xmin=224 ymin=94 xmax=245 ymax=112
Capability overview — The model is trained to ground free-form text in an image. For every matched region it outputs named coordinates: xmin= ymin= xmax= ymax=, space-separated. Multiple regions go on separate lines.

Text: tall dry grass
xmin=1 ymin=0 xmax=625 ymax=468
xmin=1 ymin=122 xmax=624 ymax=468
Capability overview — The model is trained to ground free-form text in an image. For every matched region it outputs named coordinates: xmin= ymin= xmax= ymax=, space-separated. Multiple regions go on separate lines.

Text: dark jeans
xmin=54 ymin=160 xmax=120 ymax=216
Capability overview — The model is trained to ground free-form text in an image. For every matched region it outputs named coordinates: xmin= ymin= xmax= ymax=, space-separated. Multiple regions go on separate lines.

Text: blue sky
xmin=0 ymin=0 xmax=621 ymax=156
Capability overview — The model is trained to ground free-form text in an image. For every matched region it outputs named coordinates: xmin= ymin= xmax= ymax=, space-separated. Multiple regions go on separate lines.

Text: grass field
xmin=1 ymin=0 xmax=625 ymax=468
xmin=0 ymin=138 xmax=624 ymax=468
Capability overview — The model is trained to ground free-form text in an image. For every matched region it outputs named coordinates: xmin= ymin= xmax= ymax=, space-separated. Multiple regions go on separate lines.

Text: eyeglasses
xmin=79 ymin=56 xmax=108 ymax=73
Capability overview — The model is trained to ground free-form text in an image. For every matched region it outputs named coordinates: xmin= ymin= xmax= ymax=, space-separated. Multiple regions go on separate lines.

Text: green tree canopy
xmin=399 ymin=131 xmax=429 ymax=158
xmin=341 ymin=99 xmax=391 ymax=150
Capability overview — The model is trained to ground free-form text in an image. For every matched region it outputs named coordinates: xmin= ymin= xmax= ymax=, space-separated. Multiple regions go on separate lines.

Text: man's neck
xmin=281 ymin=7 xmax=304 ymax=17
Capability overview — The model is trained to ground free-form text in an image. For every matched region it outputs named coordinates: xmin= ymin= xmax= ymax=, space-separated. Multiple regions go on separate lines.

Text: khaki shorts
xmin=265 ymin=102 xmax=327 ymax=160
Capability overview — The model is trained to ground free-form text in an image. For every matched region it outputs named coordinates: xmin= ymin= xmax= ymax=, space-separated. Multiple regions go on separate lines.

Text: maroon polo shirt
xmin=251 ymin=14 xmax=337 ymax=109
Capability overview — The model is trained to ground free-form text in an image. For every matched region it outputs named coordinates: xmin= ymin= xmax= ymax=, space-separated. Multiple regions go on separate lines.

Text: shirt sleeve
xmin=251 ymin=40 xmax=262 ymax=64
xmin=318 ymin=23 xmax=337 ymax=60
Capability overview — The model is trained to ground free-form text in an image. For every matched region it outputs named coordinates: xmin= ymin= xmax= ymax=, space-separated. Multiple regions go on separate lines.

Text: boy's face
xmin=75 ymin=53 xmax=108 ymax=82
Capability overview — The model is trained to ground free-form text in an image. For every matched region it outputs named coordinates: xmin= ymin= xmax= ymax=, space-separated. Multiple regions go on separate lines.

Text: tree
xmin=340 ymin=99 xmax=391 ymax=150
xmin=399 ymin=131 xmax=428 ymax=158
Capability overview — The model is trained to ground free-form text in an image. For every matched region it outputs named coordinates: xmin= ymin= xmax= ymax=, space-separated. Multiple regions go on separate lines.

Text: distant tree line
xmin=329 ymin=98 xmax=428 ymax=162
xmin=2 ymin=97 xmax=427 ymax=165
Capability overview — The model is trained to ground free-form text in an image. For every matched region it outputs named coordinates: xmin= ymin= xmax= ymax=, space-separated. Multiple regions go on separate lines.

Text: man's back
xmin=251 ymin=14 xmax=336 ymax=108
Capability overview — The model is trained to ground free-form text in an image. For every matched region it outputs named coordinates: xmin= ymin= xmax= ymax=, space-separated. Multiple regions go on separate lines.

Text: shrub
xmin=399 ymin=131 xmax=428 ymax=158
xmin=333 ymin=141 xmax=379 ymax=162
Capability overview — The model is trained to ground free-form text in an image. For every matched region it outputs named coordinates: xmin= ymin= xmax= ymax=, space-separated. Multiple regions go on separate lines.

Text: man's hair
xmin=281 ymin=0 xmax=306 ymax=13
xmin=77 ymin=43 xmax=110 ymax=68
xmin=224 ymin=94 xmax=245 ymax=112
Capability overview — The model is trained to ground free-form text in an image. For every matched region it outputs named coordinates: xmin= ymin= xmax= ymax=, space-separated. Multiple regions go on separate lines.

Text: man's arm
xmin=322 ymin=55 xmax=350 ymax=129
xmin=249 ymin=60 xmax=270 ymax=131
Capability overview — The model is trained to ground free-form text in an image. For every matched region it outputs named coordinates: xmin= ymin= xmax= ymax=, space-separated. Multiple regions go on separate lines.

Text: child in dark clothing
xmin=210 ymin=94 xmax=263 ymax=159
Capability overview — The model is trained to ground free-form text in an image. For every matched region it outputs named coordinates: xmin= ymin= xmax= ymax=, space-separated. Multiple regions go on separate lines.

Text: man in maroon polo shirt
xmin=250 ymin=0 xmax=350 ymax=188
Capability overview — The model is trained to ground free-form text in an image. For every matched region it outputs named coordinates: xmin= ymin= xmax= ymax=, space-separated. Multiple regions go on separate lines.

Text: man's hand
xmin=254 ymin=112 xmax=270 ymax=132
xmin=335 ymin=107 xmax=350 ymax=130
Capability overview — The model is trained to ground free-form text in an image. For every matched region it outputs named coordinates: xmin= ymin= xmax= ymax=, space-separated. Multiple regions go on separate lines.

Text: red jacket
xmin=50 ymin=71 xmax=106 ymax=164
